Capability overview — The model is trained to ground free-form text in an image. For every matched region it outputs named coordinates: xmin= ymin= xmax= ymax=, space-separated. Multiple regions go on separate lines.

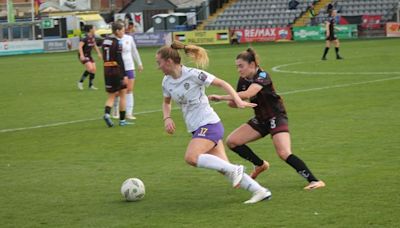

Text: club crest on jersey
xmin=184 ymin=82 xmax=190 ymax=90
xmin=198 ymin=72 xmax=207 ymax=82
xmin=259 ymin=71 xmax=267 ymax=78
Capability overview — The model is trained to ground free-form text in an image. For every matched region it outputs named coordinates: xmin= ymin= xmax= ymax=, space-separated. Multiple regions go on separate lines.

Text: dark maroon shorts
xmin=104 ymin=66 xmax=126 ymax=93
xmin=326 ymin=34 xmax=337 ymax=41
xmin=79 ymin=55 xmax=94 ymax=64
xmin=247 ymin=116 xmax=289 ymax=137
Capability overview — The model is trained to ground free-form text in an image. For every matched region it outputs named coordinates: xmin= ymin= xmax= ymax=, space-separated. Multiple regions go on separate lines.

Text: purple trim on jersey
xmin=192 ymin=122 xmax=224 ymax=145
xmin=125 ymin=70 xmax=135 ymax=79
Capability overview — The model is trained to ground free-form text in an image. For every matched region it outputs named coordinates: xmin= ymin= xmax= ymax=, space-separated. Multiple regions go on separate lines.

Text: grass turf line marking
xmin=1 ymin=76 xmax=399 ymax=134
xmin=272 ymin=61 xmax=400 ymax=75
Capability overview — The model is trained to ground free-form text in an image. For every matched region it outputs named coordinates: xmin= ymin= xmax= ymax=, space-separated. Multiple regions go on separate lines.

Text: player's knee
xmin=276 ymin=150 xmax=291 ymax=160
xmin=226 ymin=137 xmax=239 ymax=149
xmin=184 ymin=154 xmax=198 ymax=167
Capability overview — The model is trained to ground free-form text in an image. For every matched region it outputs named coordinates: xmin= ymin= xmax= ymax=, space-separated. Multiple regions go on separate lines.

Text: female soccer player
xmin=209 ymin=48 xmax=325 ymax=190
xmin=112 ymin=24 xmax=143 ymax=120
xmin=102 ymin=22 xmax=130 ymax=127
xmin=157 ymin=41 xmax=271 ymax=204
xmin=77 ymin=25 xmax=102 ymax=90
xmin=322 ymin=9 xmax=343 ymax=60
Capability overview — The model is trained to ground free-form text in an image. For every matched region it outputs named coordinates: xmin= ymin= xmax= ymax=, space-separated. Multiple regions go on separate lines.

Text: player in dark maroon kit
xmin=322 ymin=9 xmax=343 ymax=60
xmin=209 ymin=48 xmax=325 ymax=190
xmin=102 ymin=22 xmax=130 ymax=127
xmin=77 ymin=25 xmax=102 ymax=90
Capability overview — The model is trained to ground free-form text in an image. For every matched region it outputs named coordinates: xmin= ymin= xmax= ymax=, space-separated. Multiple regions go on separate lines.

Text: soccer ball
xmin=121 ymin=178 xmax=145 ymax=202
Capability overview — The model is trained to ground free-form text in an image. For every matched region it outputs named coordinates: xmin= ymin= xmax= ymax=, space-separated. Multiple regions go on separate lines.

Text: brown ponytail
xmin=236 ymin=48 xmax=260 ymax=66
xmin=157 ymin=41 xmax=209 ymax=69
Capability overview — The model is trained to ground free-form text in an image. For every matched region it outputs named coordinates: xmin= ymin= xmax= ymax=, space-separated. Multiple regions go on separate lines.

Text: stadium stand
xmin=204 ymin=0 xmax=316 ymax=30
xmin=315 ymin=0 xmax=399 ymax=24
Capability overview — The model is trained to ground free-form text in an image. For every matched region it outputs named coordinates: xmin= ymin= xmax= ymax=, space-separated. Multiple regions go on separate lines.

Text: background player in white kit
xmin=157 ymin=41 xmax=271 ymax=204
xmin=112 ymin=25 xmax=143 ymax=120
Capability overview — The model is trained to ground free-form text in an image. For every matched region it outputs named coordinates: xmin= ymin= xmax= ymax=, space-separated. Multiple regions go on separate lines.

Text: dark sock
xmin=89 ymin=73 xmax=95 ymax=87
xmin=230 ymin=145 xmax=264 ymax=166
xmin=286 ymin=154 xmax=318 ymax=182
xmin=335 ymin=47 xmax=340 ymax=57
xmin=119 ymin=111 xmax=126 ymax=121
xmin=104 ymin=106 xmax=111 ymax=115
xmin=322 ymin=47 xmax=329 ymax=58
xmin=79 ymin=71 xmax=89 ymax=82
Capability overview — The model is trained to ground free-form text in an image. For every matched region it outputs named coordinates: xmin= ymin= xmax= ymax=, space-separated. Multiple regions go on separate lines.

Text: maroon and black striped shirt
xmin=236 ymin=69 xmax=287 ymax=120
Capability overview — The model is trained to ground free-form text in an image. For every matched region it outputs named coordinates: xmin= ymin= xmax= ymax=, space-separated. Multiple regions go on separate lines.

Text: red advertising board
xmin=231 ymin=27 xmax=292 ymax=43
xmin=361 ymin=15 xmax=382 ymax=29
xmin=386 ymin=22 xmax=400 ymax=37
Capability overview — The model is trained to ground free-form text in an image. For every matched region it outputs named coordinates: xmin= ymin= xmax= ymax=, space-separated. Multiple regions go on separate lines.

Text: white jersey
xmin=162 ymin=65 xmax=221 ymax=132
xmin=121 ymin=34 xmax=142 ymax=71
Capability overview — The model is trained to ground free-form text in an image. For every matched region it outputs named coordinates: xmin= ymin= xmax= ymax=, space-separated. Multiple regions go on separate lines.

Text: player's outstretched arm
xmin=210 ymin=78 xmax=256 ymax=108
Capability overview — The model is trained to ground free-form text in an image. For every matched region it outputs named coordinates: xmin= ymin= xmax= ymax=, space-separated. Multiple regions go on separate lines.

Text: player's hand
xmin=208 ymin=95 xmax=222 ymax=102
xmin=227 ymin=100 xmax=238 ymax=108
xmin=80 ymin=55 xmax=86 ymax=61
xmin=234 ymin=99 xmax=257 ymax=108
xmin=138 ymin=65 xmax=143 ymax=72
xmin=164 ymin=118 xmax=176 ymax=135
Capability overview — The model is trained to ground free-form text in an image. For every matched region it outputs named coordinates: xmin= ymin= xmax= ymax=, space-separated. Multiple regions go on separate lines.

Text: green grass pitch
xmin=0 ymin=38 xmax=399 ymax=227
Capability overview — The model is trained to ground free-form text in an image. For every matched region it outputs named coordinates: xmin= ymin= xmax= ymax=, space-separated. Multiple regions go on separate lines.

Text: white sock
xmin=113 ymin=96 xmax=119 ymax=114
xmin=239 ymin=173 xmax=264 ymax=193
xmin=126 ymin=93 xmax=133 ymax=116
xmin=131 ymin=93 xmax=135 ymax=115
xmin=197 ymin=154 xmax=237 ymax=173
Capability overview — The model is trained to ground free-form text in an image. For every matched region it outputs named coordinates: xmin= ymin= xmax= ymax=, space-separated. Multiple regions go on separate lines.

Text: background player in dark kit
xmin=102 ymin=22 xmax=130 ymax=127
xmin=322 ymin=9 xmax=343 ymax=60
xmin=77 ymin=25 xmax=102 ymax=90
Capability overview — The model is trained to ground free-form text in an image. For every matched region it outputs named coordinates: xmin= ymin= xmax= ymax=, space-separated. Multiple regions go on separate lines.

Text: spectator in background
xmin=332 ymin=0 xmax=342 ymax=13
xmin=288 ymin=0 xmax=299 ymax=10
xmin=230 ymin=30 xmax=239 ymax=45
xmin=308 ymin=3 xmax=316 ymax=26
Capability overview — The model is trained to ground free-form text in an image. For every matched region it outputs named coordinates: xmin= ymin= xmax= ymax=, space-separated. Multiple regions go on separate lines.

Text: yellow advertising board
xmin=173 ymin=30 xmax=230 ymax=45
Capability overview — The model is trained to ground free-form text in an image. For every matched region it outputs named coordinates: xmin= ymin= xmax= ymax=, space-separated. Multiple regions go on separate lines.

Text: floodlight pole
xmin=31 ymin=0 xmax=36 ymax=40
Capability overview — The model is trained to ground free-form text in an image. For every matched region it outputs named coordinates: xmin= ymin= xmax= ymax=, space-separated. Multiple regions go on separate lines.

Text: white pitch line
xmin=279 ymin=76 xmax=400 ymax=95
xmin=1 ymin=76 xmax=399 ymax=134
xmin=272 ymin=61 xmax=400 ymax=75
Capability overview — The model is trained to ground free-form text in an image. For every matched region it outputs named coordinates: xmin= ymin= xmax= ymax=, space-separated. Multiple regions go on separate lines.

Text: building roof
xmin=169 ymin=0 xmax=205 ymax=8
xmin=121 ymin=0 xmax=177 ymax=13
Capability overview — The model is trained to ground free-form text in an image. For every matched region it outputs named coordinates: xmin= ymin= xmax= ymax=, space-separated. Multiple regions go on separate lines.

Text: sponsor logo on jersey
xmin=259 ymin=71 xmax=267 ymax=78
xmin=184 ymin=82 xmax=190 ymax=90
xmin=103 ymin=39 xmax=113 ymax=45
xmin=198 ymin=72 xmax=207 ymax=82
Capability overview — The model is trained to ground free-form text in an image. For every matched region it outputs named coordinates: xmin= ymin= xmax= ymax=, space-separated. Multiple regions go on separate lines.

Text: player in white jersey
xmin=156 ymin=41 xmax=272 ymax=204
xmin=112 ymin=27 xmax=143 ymax=120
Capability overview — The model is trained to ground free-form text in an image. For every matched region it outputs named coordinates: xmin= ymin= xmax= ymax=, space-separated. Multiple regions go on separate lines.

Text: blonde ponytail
xmin=171 ymin=41 xmax=209 ymax=69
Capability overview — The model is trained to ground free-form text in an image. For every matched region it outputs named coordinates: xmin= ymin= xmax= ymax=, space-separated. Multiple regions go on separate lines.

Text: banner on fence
xmin=293 ymin=25 xmax=358 ymax=41
xmin=44 ymin=39 xmax=68 ymax=52
xmin=386 ymin=22 xmax=400 ymax=37
xmin=0 ymin=40 xmax=44 ymax=56
xmin=129 ymin=32 xmax=172 ymax=47
xmin=231 ymin=27 xmax=292 ymax=43
xmin=173 ymin=30 xmax=229 ymax=45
